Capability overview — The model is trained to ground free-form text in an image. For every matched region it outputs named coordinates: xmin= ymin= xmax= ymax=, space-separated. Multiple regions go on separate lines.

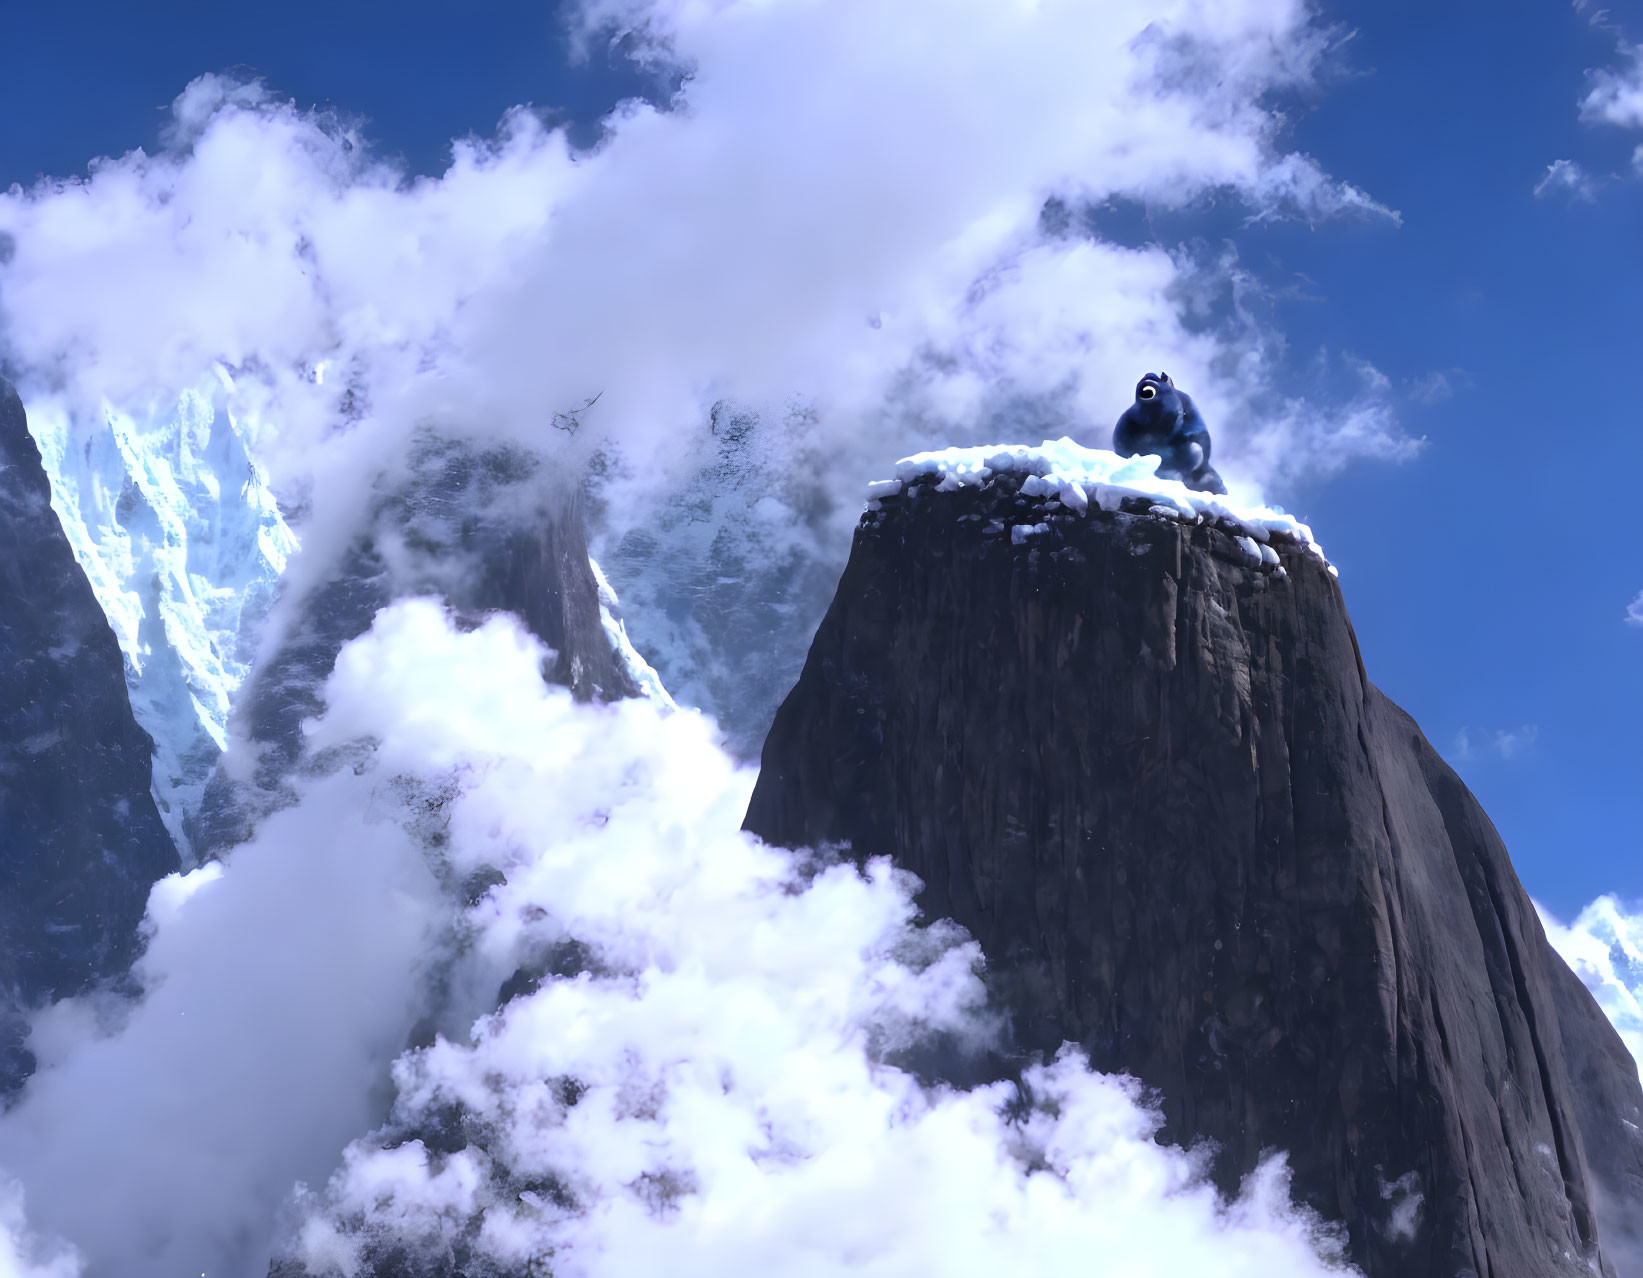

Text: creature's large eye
xmin=1138 ymin=385 xmax=1157 ymax=400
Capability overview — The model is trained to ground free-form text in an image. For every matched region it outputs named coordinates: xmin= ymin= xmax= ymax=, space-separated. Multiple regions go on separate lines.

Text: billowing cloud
xmin=0 ymin=0 xmax=1422 ymax=765
xmin=0 ymin=743 xmax=449 ymax=1275
xmin=1581 ymin=43 xmax=1643 ymax=128
xmin=1557 ymin=29 xmax=1643 ymax=193
xmin=0 ymin=0 xmax=1407 ymax=561
xmin=0 ymin=1186 xmax=79 ymax=1278
xmin=292 ymin=603 xmax=1361 ymax=1275
xmin=0 ymin=2 xmax=1430 ymax=1271
xmin=1625 ymin=588 xmax=1643 ymax=626
xmin=1539 ymin=895 xmax=1643 ymax=1070
xmin=1538 ymin=25 xmax=1643 ymax=194
xmin=0 ymin=601 xmax=1366 ymax=1276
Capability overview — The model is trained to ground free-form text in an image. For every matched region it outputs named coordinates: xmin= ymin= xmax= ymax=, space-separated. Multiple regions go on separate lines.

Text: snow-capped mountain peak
xmin=27 ymin=376 xmax=298 ymax=862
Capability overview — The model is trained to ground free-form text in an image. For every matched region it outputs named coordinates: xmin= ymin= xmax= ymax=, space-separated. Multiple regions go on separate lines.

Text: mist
xmin=0 ymin=1 xmax=1456 ymax=1273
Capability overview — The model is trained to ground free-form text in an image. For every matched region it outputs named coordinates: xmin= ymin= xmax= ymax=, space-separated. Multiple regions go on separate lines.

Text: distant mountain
xmin=0 ymin=382 xmax=179 ymax=1088
xmin=190 ymin=436 xmax=655 ymax=856
xmin=599 ymin=401 xmax=844 ymax=759
xmin=26 ymin=379 xmax=297 ymax=862
xmin=746 ymin=447 xmax=1643 ymax=1277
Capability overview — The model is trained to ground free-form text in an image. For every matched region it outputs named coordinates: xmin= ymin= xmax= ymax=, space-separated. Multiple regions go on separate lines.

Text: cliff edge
xmin=190 ymin=441 xmax=645 ymax=856
xmin=744 ymin=442 xmax=1643 ymax=1278
xmin=0 ymin=382 xmax=179 ymax=1088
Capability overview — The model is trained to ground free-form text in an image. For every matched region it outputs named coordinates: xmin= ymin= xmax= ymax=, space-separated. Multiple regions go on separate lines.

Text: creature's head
xmin=1132 ymin=371 xmax=1182 ymax=417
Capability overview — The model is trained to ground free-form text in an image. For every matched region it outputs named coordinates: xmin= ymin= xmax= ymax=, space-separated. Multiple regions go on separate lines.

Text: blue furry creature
xmin=1112 ymin=372 xmax=1226 ymax=495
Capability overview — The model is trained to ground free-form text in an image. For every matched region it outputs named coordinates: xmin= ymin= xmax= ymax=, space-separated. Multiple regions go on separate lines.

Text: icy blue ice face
xmin=26 ymin=376 xmax=298 ymax=862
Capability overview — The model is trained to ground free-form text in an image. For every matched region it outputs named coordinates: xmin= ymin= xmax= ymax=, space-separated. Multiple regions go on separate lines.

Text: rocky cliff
xmin=191 ymin=439 xmax=641 ymax=855
xmin=744 ymin=453 xmax=1643 ymax=1278
xmin=0 ymin=382 xmax=179 ymax=1087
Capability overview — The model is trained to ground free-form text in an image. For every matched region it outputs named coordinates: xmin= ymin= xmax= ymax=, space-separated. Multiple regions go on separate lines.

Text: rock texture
xmin=191 ymin=441 xmax=636 ymax=855
xmin=744 ymin=471 xmax=1643 ymax=1278
xmin=0 ymin=382 xmax=179 ymax=1087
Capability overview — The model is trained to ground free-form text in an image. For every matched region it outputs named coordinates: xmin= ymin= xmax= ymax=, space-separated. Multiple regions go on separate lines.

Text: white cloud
xmin=0 ymin=600 xmax=1364 ymax=1276
xmin=1574 ymin=0 xmax=1620 ymax=31
xmin=1404 ymin=369 xmax=1464 ymax=404
xmin=1538 ymin=895 xmax=1643 ymax=1071
xmin=0 ymin=1186 xmax=79 ymax=1278
xmin=0 ymin=747 xmax=450 ymax=1275
xmin=0 ymin=2 xmax=1428 ymax=1269
xmin=0 ymin=0 xmax=1410 ymax=587
xmin=1547 ymin=895 xmax=1643 ymax=1278
xmin=1581 ymin=43 xmax=1643 ymax=128
xmin=0 ymin=0 xmax=1423 ymax=760
xmin=1534 ymin=158 xmax=1601 ymax=201
xmin=302 ymin=603 xmax=1361 ymax=1276
xmin=1452 ymin=724 xmax=1539 ymax=762
xmin=1543 ymin=32 xmax=1643 ymax=195
xmin=1625 ymin=588 xmax=1643 ymax=626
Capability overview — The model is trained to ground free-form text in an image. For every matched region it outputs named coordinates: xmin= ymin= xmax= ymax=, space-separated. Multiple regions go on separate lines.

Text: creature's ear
xmin=1159 ymin=371 xmax=1173 ymax=385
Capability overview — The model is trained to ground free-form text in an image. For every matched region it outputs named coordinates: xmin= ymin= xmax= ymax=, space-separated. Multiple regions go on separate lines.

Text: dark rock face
xmin=191 ymin=440 xmax=636 ymax=855
xmin=0 ymin=382 xmax=179 ymax=1085
xmin=479 ymin=496 xmax=638 ymax=704
xmin=1551 ymin=956 xmax=1643 ymax=1274
xmin=745 ymin=472 xmax=1643 ymax=1278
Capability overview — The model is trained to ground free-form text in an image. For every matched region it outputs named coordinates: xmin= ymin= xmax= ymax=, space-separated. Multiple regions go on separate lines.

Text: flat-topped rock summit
xmin=868 ymin=437 xmax=1324 ymax=556
xmin=745 ymin=441 xmax=1643 ymax=1278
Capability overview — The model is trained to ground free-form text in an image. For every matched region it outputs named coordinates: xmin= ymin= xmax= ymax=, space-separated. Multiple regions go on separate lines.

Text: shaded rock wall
xmin=191 ymin=443 xmax=636 ymax=856
xmin=744 ymin=472 xmax=1643 ymax=1278
xmin=0 ymin=382 xmax=179 ymax=1087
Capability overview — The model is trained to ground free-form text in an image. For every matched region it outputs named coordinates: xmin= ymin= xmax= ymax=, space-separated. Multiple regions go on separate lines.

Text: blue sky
xmin=0 ymin=0 xmax=1636 ymax=918
xmin=1277 ymin=0 xmax=1643 ymax=916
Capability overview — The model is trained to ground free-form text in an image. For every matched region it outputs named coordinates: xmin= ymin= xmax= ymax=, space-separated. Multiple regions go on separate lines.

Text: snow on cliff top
xmin=868 ymin=437 xmax=1327 ymax=565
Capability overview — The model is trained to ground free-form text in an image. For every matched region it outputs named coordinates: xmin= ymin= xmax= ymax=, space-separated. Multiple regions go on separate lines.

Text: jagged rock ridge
xmin=744 ymin=466 xmax=1643 ymax=1278
xmin=0 ymin=382 xmax=180 ymax=1088
xmin=191 ymin=438 xmax=640 ymax=856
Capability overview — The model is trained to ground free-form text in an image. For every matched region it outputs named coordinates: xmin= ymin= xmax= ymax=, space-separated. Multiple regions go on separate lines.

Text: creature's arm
xmin=1174 ymin=394 xmax=1212 ymax=467
xmin=1167 ymin=394 xmax=1226 ymax=492
xmin=1112 ymin=410 xmax=1141 ymax=457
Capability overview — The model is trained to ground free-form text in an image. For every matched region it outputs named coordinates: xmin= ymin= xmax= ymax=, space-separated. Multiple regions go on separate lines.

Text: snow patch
xmin=590 ymin=557 xmax=677 ymax=710
xmin=880 ymin=438 xmax=1325 ymax=561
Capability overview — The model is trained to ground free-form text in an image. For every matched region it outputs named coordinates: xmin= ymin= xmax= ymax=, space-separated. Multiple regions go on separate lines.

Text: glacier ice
xmin=27 ymin=377 xmax=298 ymax=864
xmin=26 ymin=377 xmax=676 ymax=865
